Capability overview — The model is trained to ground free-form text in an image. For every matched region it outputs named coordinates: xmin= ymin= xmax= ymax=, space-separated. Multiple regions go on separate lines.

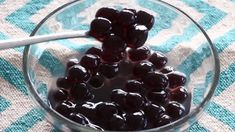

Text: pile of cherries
xmin=50 ymin=7 xmax=190 ymax=131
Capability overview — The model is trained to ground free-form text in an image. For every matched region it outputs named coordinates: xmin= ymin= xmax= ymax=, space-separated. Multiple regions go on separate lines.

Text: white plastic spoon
xmin=0 ymin=30 xmax=89 ymax=49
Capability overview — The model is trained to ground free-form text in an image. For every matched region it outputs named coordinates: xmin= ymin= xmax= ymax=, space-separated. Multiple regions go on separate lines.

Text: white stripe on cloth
xmin=148 ymin=15 xmax=192 ymax=45
xmin=197 ymin=112 xmax=234 ymax=132
xmin=213 ymin=83 xmax=235 ymax=114
xmin=28 ymin=118 xmax=53 ymax=132
xmin=218 ymin=43 xmax=235 ymax=70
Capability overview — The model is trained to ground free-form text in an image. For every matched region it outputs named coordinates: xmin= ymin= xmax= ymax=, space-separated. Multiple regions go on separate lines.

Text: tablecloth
xmin=0 ymin=0 xmax=235 ymax=131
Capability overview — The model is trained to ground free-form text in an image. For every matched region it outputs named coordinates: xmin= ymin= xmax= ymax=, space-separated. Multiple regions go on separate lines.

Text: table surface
xmin=0 ymin=0 xmax=235 ymax=131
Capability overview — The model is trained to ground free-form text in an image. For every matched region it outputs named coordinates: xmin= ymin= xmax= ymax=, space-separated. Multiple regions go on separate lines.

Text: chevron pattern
xmin=0 ymin=0 xmax=235 ymax=131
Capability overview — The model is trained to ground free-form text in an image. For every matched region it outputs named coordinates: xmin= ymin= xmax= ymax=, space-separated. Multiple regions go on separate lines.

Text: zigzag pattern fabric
xmin=0 ymin=0 xmax=235 ymax=131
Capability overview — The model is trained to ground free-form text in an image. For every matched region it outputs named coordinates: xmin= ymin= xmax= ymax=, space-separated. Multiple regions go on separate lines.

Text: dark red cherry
xmin=98 ymin=63 xmax=119 ymax=78
xmin=111 ymin=23 xmax=127 ymax=39
xmin=167 ymin=101 xmax=185 ymax=119
xmin=111 ymin=89 xmax=127 ymax=107
xmin=167 ymin=71 xmax=187 ymax=88
xmin=69 ymin=113 xmax=89 ymax=125
xmin=53 ymin=89 xmax=68 ymax=102
xmin=126 ymin=93 xmax=145 ymax=111
xmin=127 ymin=24 xmax=148 ymax=48
xmin=70 ymin=83 xmax=94 ymax=101
xmin=108 ymin=114 xmax=126 ymax=130
xmin=128 ymin=46 xmax=151 ymax=61
xmin=102 ymin=34 xmax=126 ymax=54
xmin=143 ymin=72 xmax=168 ymax=88
xmin=101 ymin=50 xmax=124 ymax=63
xmin=95 ymin=7 xmax=119 ymax=22
xmin=96 ymin=102 xmax=118 ymax=119
xmin=125 ymin=111 xmax=147 ymax=130
xmin=56 ymin=77 xmax=70 ymax=89
xmin=88 ymin=74 xmax=104 ymax=88
xmin=118 ymin=60 xmax=135 ymax=76
xmin=67 ymin=65 xmax=90 ymax=82
xmin=76 ymin=102 xmax=97 ymax=121
xmin=86 ymin=124 xmax=104 ymax=131
xmin=125 ymin=80 xmax=143 ymax=94
xmin=133 ymin=60 xmax=155 ymax=78
xmin=123 ymin=8 xmax=137 ymax=14
xmin=117 ymin=9 xmax=136 ymax=26
xmin=149 ymin=52 xmax=168 ymax=69
xmin=143 ymin=103 xmax=165 ymax=120
xmin=85 ymin=47 xmax=102 ymax=56
xmin=148 ymin=90 xmax=168 ymax=104
xmin=161 ymin=66 xmax=174 ymax=74
xmin=80 ymin=54 xmax=101 ymax=71
xmin=136 ymin=10 xmax=155 ymax=29
xmin=170 ymin=86 xmax=188 ymax=102
xmin=154 ymin=114 xmax=171 ymax=127
xmin=55 ymin=100 xmax=75 ymax=117
xmin=66 ymin=58 xmax=79 ymax=69
xmin=89 ymin=17 xmax=112 ymax=40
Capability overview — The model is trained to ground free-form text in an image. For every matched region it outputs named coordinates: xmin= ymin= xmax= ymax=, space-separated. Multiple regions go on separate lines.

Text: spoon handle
xmin=0 ymin=31 xmax=88 ymax=50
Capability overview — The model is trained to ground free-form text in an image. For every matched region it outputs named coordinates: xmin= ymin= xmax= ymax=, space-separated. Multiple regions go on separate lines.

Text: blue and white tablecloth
xmin=0 ymin=0 xmax=235 ymax=131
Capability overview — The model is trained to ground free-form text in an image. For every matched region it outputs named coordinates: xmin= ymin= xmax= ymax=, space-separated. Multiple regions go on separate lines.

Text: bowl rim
xmin=23 ymin=0 xmax=220 ymax=131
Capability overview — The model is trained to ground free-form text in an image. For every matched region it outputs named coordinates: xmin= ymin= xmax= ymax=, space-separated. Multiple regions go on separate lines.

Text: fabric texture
xmin=0 ymin=0 xmax=235 ymax=131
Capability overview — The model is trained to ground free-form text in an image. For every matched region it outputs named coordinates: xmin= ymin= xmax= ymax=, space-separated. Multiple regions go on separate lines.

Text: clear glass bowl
xmin=23 ymin=0 xmax=220 ymax=131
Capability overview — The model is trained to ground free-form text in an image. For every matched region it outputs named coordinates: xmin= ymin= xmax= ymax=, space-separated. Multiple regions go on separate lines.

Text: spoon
xmin=0 ymin=30 xmax=89 ymax=49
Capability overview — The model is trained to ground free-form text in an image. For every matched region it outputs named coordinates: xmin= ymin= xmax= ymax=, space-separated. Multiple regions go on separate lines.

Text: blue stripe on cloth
xmin=0 ymin=58 xmax=28 ymax=95
xmin=153 ymin=0 xmax=226 ymax=53
xmin=0 ymin=32 xmax=7 ymax=39
xmin=14 ymin=47 xmax=25 ymax=53
xmin=0 ymin=96 xmax=11 ymax=112
xmin=214 ymin=29 xmax=235 ymax=52
xmin=5 ymin=0 xmax=52 ymax=33
xmin=38 ymin=51 xmax=64 ymax=75
xmin=57 ymin=39 xmax=95 ymax=53
xmin=4 ymin=108 xmax=45 ymax=132
xmin=51 ymin=128 xmax=60 ymax=132
xmin=206 ymin=102 xmax=235 ymax=130
xmin=178 ymin=28 xmax=235 ymax=77
xmin=137 ymin=0 xmax=178 ymax=38
xmin=56 ymin=0 xmax=96 ymax=31
xmin=214 ymin=62 xmax=235 ymax=96
xmin=188 ymin=122 xmax=209 ymax=132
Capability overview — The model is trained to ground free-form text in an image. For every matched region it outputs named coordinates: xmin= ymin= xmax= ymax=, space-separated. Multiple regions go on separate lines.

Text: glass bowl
xmin=23 ymin=0 xmax=220 ymax=131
